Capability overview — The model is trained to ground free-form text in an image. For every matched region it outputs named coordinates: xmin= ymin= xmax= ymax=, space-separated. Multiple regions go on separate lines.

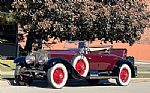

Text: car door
xmin=85 ymin=52 xmax=119 ymax=70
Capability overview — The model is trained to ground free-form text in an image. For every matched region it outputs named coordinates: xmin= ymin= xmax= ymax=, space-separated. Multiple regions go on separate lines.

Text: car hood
xmin=47 ymin=50 xmax=79 ymax=55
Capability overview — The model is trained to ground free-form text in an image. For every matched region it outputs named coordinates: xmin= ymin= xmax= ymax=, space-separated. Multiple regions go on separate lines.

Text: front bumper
xmin=22 ymin=69 xmax=47 ymax=79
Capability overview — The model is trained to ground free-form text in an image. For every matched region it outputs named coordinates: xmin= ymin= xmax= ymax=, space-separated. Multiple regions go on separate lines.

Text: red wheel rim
xmin=53 ymin=68 xmax=64 ymax=84
xmin=75 ymin=59 xmax=86 ymax=75
xmin=120 ymin=68 xmax=129 ymax=83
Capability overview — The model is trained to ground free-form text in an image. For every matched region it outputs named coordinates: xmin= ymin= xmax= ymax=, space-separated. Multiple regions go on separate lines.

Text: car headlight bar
xmin=25 ymin=53 xmax=35 ymax=64
xmin=38 ymin=54 xmax=48 ymax=65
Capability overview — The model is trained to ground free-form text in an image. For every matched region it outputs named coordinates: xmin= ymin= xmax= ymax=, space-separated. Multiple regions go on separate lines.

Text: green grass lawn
xmin=0 ymin=60 xmax=15 ymax=80
xmin=0 ymin=60 xmax=15 ymax=71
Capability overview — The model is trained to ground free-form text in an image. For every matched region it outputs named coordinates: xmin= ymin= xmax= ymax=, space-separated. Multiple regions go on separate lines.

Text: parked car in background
xmin=14 ymin=41 xmax=137 ymax=89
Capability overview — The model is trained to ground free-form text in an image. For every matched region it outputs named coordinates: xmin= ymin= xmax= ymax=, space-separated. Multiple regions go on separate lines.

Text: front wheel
xmin=116 ymin=64 xmax=131 ymax=86
xmin=47 ymin=63 xmax=68 ymax=89
xmin=14 ymin=65 xmax=33 ymax=86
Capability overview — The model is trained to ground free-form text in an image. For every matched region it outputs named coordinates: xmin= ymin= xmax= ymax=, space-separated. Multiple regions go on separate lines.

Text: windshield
xmin=64 ymin=41 xmax=89 ymax=49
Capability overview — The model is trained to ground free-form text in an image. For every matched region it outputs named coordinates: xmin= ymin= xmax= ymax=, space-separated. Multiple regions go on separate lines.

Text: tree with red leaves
xmin=11 ymin=0 xmax=150 ymax=52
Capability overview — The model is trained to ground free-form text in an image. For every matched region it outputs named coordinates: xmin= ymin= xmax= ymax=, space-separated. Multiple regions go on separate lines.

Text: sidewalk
xmin=0 ymin=80 xmax=11 ymax=86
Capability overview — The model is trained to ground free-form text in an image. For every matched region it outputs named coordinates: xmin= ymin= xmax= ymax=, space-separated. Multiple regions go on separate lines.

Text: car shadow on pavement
xmin=66 ymin=79 xmax=117 ymax=87
xmin=3 ymin=78 xmax=117 ymax=88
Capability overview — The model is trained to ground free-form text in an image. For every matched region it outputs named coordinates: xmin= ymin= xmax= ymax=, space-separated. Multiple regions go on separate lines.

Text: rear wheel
xmin=14 ymin=65 xmax=33 ymax=86
xmin=116 ymin=64 xmax=131 ymax=86
xmin=47 ymin=63 xmax=68 ymax=89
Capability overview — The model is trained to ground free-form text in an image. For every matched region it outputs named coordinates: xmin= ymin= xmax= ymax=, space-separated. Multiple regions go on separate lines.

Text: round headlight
xmin=25 ymin=54 xmax=35 ymax=64
xmin=38 ymin=54 xmax=48 ymax=65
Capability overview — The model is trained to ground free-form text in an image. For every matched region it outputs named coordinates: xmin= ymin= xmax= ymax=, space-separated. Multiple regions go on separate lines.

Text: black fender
xmin=113 ymin=59 xmax=137 ymax=77
xmin=47 ymin=57 xmax=84 ymax=79
xmin=14 ymin=56 xmax=26 ymax=65
xmin=126 ymin=56 xmax=135 ymax=65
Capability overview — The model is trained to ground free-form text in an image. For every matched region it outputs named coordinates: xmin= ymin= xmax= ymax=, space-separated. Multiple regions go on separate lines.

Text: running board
xmin=89 ymin=76 xmax=118 ymax=79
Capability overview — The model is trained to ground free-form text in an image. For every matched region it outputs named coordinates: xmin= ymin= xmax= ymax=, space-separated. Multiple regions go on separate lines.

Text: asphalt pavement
xmin=0 ymin=79 xmax=150 ymax=93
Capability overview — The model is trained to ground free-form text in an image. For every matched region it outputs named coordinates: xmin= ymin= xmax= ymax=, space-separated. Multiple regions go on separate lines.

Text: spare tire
xmin=72 ymin=55 xmax=89 ymax=77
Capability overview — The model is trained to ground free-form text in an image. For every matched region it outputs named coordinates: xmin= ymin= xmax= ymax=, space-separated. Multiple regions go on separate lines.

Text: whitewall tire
xmin=47 ymin=63 xmax=68 ymax=89
xmin=72 ymin=55 xmax=89 ymax=77
xmin=116 ymin=64 xmax=131 ymax=86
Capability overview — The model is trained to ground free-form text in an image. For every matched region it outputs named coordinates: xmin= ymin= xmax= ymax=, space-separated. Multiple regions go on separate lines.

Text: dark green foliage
xmin=0 ymin=0 xmax=16 ymax=43
xmin=0 ymin=0 xmax=13 ymax=12
xmin=12 ymin=0 xmax=150 ymax=51
xmin=0 ymin=0 xmax=16 ymax=24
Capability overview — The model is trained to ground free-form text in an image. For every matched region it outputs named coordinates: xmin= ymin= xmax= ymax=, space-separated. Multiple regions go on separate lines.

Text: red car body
xmin=49 ymin=48 xmax=127 ymax=70
xmin=14 ymin=41 xmax=137 ymax=89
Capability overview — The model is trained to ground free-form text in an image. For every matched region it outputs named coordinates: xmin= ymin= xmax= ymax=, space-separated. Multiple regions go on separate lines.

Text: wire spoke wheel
xmin=75 ymin=59 xmax=86 ymax=75
xmin=72 ymin=55 xmax=89 ymax=77
xmin=120 ymin=68 xmax=129 ymax=83
xmin=47 ymin=63 xmax=68 ymax=89
xmin=53 ymin=68 xmax=65 ymax=85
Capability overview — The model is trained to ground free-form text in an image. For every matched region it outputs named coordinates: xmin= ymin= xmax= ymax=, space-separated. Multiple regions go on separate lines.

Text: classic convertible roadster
xmin=14 ymin=41 xmax=137 ymax=89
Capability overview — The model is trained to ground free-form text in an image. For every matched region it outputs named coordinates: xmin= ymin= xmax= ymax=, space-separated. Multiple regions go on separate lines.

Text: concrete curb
xmin=0 ymin=80 xmax=11 ymax=86
xmin=131 ymin=78 xmax=150 ymax=80
xmin=136 ymin=60 xmax=150 ymax=63
xmin=138 ymin=72 xmax=150 ymax=74
xmin=135 ymin=62 xmax=150 ymax=65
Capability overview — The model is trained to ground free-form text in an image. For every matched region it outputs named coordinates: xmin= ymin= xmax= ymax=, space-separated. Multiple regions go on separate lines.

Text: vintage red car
xmin=14 ymin=41 xmax=137 ymax=89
